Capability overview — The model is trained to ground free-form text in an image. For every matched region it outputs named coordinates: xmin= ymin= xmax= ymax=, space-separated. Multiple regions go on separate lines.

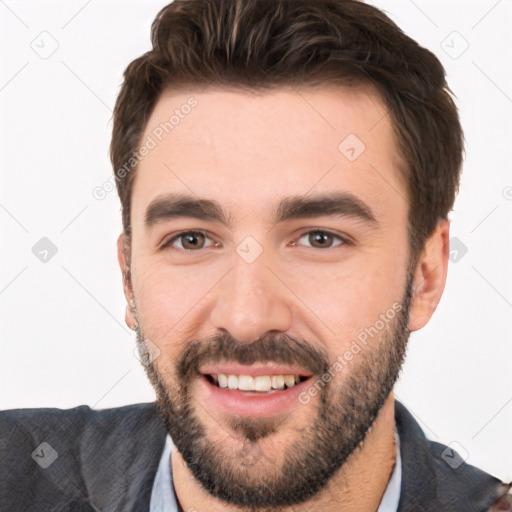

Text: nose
xmin=209 ymin=253 xmax=293 ymax=343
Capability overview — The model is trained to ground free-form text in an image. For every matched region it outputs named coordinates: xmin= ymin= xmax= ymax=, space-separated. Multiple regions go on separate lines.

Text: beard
xmin=134 ymin=275 xmax=412 ymax=510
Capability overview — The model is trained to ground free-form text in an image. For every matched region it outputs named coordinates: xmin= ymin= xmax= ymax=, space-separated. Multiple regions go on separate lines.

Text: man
xmin=1 ymin=0 xmax=510 ymax=510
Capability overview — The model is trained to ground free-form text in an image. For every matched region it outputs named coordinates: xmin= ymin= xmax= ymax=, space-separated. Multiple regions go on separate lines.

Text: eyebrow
xmin=273 ymin=193 xmax=377 ymax=225
xmin=144 ymin=192 xmax=378 ymax=229
xmin=145 ymin=194 xmax=233 ymax=228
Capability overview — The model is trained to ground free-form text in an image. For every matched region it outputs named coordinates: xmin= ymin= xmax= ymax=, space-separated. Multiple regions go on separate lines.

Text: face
xmin=124 ymin=85 xmax=414 ymax=507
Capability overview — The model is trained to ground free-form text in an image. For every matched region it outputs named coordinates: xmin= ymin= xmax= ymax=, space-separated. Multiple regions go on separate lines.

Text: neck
xmin=171 ymin=394 xmax=397 ymax=512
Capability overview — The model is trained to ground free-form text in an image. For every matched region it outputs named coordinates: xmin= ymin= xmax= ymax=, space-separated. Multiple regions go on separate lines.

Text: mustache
xmin=176 ymin=333 xmax=330 ymax=383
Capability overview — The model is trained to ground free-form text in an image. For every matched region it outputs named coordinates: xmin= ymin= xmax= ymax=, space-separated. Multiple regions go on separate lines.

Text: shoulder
xmin=426 ymin=438 xmax=511 ymax=511
xmin=395 ymin=400 xmax=511 ymax=512
xmin=0 ymin=402 xmax=167 ymax=511
xmin=1 ymin=401 xmax=163 ymax=447
xmin=0 ymin=401 xmax=164 ymax=457
xmin=1 ymin=400 xmax=160 ymax=429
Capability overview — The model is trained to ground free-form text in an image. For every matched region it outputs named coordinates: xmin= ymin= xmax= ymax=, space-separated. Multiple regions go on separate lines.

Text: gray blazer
xmin=0 ymin=401 xmax=510 ymax=511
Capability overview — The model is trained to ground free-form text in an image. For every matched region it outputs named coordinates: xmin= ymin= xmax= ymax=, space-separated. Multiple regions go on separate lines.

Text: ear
xmin=408 ymin=219 xmax=450 ymax=332
xmin=117 ymin=233 xmax=137 ymax=330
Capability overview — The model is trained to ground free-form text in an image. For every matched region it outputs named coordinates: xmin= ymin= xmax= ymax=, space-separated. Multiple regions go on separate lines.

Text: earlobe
xmin=117 ymin=233 xmax=138 ymax=330
xmin=408 ymin=219 xmax=450 ymax=332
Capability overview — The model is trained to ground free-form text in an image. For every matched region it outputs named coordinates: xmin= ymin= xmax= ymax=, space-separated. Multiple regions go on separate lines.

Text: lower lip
xmin=197 ymin=375 xmax=312 ymax=417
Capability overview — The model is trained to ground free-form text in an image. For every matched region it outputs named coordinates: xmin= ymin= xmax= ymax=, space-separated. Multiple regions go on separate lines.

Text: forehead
xmin=131 ymin=84 xmax=407 ymax=227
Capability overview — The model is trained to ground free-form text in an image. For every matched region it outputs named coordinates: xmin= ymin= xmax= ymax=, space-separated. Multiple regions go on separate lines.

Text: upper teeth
xmin=212 ymin=374 xmax=301 ymax=392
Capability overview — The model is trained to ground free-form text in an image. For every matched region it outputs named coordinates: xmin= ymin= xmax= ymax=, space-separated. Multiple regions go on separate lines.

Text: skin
xmin=117 ymin=84 xmax=450 ymax=511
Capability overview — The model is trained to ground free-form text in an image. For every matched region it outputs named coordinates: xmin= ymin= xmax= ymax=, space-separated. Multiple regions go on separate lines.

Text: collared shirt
xmin=150 ymin=429 xmax=402 ymax=511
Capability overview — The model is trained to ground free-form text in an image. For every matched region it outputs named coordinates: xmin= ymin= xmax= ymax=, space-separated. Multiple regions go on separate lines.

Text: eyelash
xmin=160 ymin=229 xmax=351 ymax=252
xmin=161 ymin=231 xmax=219 ymax=251
xmin=294 ymin=230 xmax=351 ymax=249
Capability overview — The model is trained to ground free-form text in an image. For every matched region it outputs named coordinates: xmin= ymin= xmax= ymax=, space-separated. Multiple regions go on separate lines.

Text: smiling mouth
xmin=204 ymin=373 xmax=310 ymax=394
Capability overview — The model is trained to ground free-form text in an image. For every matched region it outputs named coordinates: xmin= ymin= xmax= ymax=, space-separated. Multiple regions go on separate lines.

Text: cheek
xmin=132 ymin=257 xmax=226 ymax=338
xmin=286 ymin=253 xmax=407 ymax=342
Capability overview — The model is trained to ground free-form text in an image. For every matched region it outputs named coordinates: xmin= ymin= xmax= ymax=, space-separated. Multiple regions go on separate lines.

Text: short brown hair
xmin=111 ymin=0 xmax=463 ymax=258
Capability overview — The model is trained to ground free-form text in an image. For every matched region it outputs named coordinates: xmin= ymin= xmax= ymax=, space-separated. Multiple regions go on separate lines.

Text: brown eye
xmin=180 ymin=232 xmax=205 ymax=250
xmin=309 ymin=231 xmax=334 ymax=248
xmin=163 ymin=231 xmax=215 ymax=251
xmin=296 ymin=230 xmax=345 ymax=249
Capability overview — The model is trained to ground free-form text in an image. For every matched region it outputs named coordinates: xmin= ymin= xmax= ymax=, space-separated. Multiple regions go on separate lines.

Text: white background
xmin=1 ymin=0 xmax=511 ymax=481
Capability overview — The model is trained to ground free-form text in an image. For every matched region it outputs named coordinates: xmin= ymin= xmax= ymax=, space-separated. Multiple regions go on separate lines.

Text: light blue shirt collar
xmin=150 ymin=429 xmax=401 ymax=511
xmin=150 ymin=435 xmax=178 ymax=512
xmin=378 ymin=428 xmax=402 ymax=512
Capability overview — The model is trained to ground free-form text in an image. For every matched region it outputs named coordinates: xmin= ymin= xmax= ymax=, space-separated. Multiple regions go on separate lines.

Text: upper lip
xmin=199 ymin=362 xmax=313 ymax=378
